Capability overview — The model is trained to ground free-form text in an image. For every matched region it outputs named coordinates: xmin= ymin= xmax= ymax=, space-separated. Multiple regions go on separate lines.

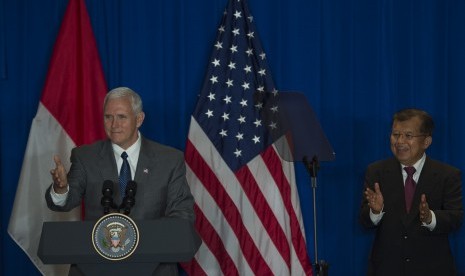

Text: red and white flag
xmin=7 ymin=0 xmax=107 ymax=275
xmin=182 ymin=0 xmax=313 ymax=275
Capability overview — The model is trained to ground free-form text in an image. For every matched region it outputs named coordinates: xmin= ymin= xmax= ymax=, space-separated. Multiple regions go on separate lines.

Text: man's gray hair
xmin=104 ymin=87 xmax=143 ymax=114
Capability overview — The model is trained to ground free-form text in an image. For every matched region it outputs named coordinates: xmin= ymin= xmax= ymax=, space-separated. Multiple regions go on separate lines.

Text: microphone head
xmin=101 ymin=180 xmax=115 ymax=214
xmin=125 ymin=180 xmax=137 ymax=196
xmin=121 ymin=181 xmax=137 ymax=215
xmin=102 ymin=180 xmax=114 ymax=196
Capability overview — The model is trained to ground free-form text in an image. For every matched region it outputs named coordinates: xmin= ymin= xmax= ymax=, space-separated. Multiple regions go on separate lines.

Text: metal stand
xmin=265 ymin=91 xmax=335 ymax=275
xmin=304 ymin=155 xmax=329 ymax=276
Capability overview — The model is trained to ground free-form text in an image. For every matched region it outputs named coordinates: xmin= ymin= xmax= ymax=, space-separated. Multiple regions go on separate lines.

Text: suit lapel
xmin=133 ymin=137 xmax=159 ymax=209
xmin=98 ymin=140 xmax=119 ymax=195
xmin=413 ymin=157 xmax=437 ymax=207
xmin=135 ymin=137 xmax=156 ymax=184
xmin=383 ymin=159 xmax=408 ymax=213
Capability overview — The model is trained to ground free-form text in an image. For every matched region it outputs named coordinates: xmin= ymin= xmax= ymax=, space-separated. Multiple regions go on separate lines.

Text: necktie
xmin=119 ymin=151 xmax=131 ymax=198
xmin=404 ymin=166 xmax=416 ymax=213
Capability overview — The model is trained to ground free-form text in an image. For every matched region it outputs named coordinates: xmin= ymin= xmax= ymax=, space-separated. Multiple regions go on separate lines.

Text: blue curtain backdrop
xmin=1 ymin=0 xmax=465 ymax=275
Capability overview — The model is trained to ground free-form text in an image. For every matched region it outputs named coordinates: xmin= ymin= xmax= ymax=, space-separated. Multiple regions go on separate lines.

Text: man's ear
xmin=136 ymin=112 xmax=145 ymax=128
xmin=424 ymin=136 xmax=432 ymax=149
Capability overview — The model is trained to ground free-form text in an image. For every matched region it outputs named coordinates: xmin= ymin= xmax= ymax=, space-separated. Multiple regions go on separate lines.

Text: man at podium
xmin=45 ymin=87 xmax=195 ymax=275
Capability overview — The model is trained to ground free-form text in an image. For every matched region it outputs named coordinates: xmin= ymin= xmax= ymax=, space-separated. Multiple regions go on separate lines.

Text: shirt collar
xmin=111 ymin=131 xmax=142 ymax=159
xmin=401 ymin=153 xmax=426 ymax=176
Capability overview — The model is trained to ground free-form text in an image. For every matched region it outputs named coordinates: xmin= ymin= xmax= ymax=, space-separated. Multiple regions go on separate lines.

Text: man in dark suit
xmin=46 ymin=87 xmax=195 ymax=275
xmin=360 ymin=108 xmax=463 ymax=276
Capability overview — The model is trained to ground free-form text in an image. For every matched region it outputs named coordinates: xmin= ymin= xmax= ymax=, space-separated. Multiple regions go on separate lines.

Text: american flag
xmin=183 ymin=0 xmax=313 ymax=275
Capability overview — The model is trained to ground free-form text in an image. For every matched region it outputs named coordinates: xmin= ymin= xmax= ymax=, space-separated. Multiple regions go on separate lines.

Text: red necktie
xmin=404 ymin=166 xmax=416 ymax=213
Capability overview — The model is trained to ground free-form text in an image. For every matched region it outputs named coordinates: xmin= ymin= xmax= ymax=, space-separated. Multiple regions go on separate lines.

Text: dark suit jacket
xmin=46 ymin=136 xmax=195 ymax=275
xmin=360 ymin=156 xmax=463 ymax=276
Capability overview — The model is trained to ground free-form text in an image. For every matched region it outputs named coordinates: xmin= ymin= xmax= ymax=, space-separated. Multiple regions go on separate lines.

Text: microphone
xmin=101 ymin=180 xmax=116 ymax=214
xmin=120 ymin=181 xmax=137 ymax=215
xmin=303 ymin=155 xmax=319 ymax=177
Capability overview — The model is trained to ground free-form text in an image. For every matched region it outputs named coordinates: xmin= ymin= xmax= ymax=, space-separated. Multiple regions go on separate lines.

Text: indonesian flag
xmin=7 ymin=0 xmax=107 ymax=275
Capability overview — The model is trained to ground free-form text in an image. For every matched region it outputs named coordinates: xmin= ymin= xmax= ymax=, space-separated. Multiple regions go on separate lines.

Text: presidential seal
xmin=92 ymin=213 xmax=139 ymax=261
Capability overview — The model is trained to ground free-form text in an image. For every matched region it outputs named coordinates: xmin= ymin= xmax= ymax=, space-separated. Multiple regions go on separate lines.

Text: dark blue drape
xmin=1 ymin=0 xmax=464 ymax=275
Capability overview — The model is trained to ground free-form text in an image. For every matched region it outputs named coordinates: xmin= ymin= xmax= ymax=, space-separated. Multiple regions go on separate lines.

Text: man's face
xmin=390 ymin=116 xmax=431 ymax=166
xmin=103 ymin=97 xmax=144 ymax=149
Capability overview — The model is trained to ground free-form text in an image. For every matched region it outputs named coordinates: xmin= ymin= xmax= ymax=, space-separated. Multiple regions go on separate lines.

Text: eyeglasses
xmin=391 ymin=132 xmax=427 ymax=141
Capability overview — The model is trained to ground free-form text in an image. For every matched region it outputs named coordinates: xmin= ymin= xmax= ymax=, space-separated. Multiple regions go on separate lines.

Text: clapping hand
xmin=419 ymin=194 xmax=432 ymax=224
xmin=365 ymin=182 xmax=384 ymax=214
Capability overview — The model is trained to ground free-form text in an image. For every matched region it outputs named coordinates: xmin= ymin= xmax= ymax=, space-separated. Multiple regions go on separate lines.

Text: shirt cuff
xmin=421 ymin=210 xmax=437 ymax=231
xmin=369 ymin=206 xmax=385 ymax=225
xmin=50 ymin=184 xmax=69 ymax=207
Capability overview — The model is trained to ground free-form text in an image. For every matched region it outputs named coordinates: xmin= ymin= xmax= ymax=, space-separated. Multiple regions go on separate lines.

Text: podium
xmin=38 ymin=217 xmax=201 ymax=275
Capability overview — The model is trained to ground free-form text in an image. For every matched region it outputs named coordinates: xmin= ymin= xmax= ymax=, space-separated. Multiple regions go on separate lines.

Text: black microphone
xmin=303 ymin=155 xmax=319 ymax=177
xmin=120 ymin=181 xmax=137 ymax=215
xmin=101 ymin=180 xmax=116 ymax=214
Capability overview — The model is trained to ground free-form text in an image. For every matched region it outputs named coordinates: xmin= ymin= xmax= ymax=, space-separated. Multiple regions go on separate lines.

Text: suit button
xmin=404 ymin=235 xmax=408 ymax=239
xmin=405 ymin=258 xmax=411 ymax=262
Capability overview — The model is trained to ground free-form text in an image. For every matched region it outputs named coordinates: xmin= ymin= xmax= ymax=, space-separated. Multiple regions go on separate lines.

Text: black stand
xmin=38 ymin=218 xmax=201 ymax=275
xmin=304 ymin=156 xmax=329 ymax=276
xmin=265 ymin=91 xmax=334 ymax=275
